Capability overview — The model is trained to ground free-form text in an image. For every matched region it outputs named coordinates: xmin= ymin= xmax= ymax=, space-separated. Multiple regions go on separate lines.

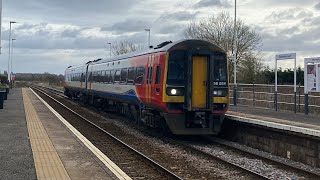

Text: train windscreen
xmin=213 ymin=52 xmax=227 ymax=86
xmin=167 ymin=50 xmax=186 ymax=86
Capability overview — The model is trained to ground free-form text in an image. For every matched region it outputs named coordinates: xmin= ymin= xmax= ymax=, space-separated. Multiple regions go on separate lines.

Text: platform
xmin=0 ymin=88 xmax=130 ymax=180
xmin=227 ymin=105 xmax=320 ymax=137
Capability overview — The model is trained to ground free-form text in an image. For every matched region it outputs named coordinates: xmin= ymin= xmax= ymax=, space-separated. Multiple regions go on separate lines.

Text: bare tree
xmin=111 ymin=40 xmax=143 ymax=56
xmin=184 ymin=12 xmax=262 ymax=83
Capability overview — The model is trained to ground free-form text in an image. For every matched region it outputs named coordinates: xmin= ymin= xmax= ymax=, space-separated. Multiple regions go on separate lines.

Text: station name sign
xmin=276 ymin=53 xmax=296 ymax=60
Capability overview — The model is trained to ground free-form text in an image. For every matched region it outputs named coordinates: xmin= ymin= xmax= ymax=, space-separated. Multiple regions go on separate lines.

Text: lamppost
xmin=8 ymin=21 xmax=17 ymax=83
xmin=145 ymin=28 xmax=150 ymax=48
xmin=107 ymin=42 xmax=111 ymax=57
xmin=233 ymin=0 xmax=237 ymax=106
xmin=11 ymin=38 xmax=16 ymax=85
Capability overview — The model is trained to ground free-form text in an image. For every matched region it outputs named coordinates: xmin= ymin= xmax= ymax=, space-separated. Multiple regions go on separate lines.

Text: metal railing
xmin=229 ymin=83 xmax=320 ymax=115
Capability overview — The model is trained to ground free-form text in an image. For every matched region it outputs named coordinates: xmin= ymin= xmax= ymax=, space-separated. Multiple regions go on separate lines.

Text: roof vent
xmin=154 ymin=41 xmax=172 ymax=49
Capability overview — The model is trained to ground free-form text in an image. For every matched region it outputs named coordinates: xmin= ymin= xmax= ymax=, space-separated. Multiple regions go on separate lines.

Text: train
xmin=64 ymin=39 xmax=229 ymax=135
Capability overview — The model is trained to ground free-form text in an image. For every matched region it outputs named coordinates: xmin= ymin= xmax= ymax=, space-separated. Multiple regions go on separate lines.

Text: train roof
xmin=66 ymin=39 xmax=224 ymax=69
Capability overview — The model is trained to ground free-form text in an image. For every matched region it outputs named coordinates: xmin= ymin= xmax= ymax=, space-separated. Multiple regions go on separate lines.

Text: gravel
xmin=36 ymin=87 xmax=320 ymax=179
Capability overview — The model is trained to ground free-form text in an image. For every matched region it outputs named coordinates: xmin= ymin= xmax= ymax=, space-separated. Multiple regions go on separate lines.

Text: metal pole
xmin=8 ymin=23 xmax=11 ymax=82
xmin=145 ymin=29 xmax=150 ymax=48
xmin=294 ymin=56 xmax=297 ymax=113
xmin=304 ymin=93 xmax=309 ymax=114
xmin=253 ymin=81 xmax=255 ymax=107
xmin=275 ymin=57 xmax=278 ymax=111
xmin=298 ymin=84 xmax=301 ymax=112
xmin=233 ymin=0 xmax=237 ymax=106
xmin=107 ymin=42 xmax=111 ymax=57
xmin=11 ymin=39 xmax=16 ymax=87
xmin=148 ymin=30 xmax=150 ymax=47
xmin=304 ymin=60 xmax=308 ymax=115
xmin=0 ymin=0 xmax=2 ymax=54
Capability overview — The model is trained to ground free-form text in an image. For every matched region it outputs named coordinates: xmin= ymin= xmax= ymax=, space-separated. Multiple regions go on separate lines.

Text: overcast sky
xmin=1 ymin=0 xmax=320 ymax=74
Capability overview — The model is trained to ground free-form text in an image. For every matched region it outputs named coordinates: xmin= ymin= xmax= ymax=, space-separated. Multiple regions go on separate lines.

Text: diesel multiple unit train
xmin=64 ymin=39 xmax=229 ymax=135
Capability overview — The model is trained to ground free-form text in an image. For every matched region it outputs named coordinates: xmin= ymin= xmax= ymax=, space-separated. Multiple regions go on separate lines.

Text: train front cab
xmin=161 ymin=40 xmax=229 ymax=135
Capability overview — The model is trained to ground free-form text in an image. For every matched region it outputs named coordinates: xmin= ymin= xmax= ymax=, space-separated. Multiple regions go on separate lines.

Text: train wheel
xmin=160 ymin=117 xmax=172 ymax=137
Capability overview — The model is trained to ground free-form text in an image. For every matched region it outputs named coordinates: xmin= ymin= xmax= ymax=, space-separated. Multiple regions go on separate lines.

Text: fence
xmin=229 ymin=83 xmax=320 ymax=114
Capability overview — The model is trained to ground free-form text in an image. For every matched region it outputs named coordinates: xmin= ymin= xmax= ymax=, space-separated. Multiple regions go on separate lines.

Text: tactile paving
xmin=22 ymin=88 xmax=71 ymax=180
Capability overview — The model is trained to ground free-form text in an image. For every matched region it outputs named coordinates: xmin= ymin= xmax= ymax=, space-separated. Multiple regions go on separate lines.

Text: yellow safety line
xmin=22 ymin=88 xmax=71 ymax=180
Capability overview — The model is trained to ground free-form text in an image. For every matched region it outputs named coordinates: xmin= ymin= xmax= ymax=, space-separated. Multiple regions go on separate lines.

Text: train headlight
xmin=213 ymin=89 xmax=228 ymax=96
xmin=213 ymin=90 xmax=223 ymax=96
xmin=171 ymin=89 xmax=177 ymax=95
xmin=166 ymin=87 xmax=184 ymax=96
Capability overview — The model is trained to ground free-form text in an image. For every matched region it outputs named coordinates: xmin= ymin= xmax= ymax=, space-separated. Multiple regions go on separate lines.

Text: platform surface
xmin=227 ymin=105 xmax=320 ymax=137
xmin=0 ymin=88 xmax=37 ymax=180
xmin=0 ymin=88 xmax=127 ymax=180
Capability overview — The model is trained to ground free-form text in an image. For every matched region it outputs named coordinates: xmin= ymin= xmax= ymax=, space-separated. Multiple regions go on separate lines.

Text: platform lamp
xmin=107 ymin=42 xmax=111 ymax=57
xmin=233 ymin=0 xmax=238 ymax=106
xmin=8 ymin=21 xmax=17 ymax=84
xmin=145 ymin=28 xmax=150 ymax=48
xmin=11 ymin=38 xmax=16 ymax=86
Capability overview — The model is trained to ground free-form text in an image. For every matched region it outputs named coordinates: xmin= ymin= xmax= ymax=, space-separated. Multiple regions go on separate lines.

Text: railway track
xmin=31 ymin=86 xmax=182 ymax=180
xmin=206 ymin=137 xmax=320 ymax=179
xmin=30 ymin=84 xmax=320 ymax=179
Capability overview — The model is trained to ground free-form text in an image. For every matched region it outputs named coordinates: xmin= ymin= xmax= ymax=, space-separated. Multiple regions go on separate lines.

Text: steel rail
xmin=206 ymin=137 xmax=320 ymax=179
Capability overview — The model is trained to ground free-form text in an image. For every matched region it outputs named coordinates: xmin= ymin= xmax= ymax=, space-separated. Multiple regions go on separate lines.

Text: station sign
xmin=304 ymin=57 xmax=320 ymax=93
xmin=276 ymin=53 xmax=296 ymax=60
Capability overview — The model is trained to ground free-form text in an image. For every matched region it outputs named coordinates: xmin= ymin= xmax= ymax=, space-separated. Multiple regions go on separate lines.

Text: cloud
xmin=194 ymin=0 xmax=232 ymax=8
xmin=101 ymin=19 xmax=151 ymax=34
xmin=159 ymin=11 xmax=199 ymax=21
xmin=314 ymin=2 xmax=320 ymax=10
xmin=265 ymin=8 xmax=313 ymax=24
xmin=5 ymin=0 xmax=139 ymax=26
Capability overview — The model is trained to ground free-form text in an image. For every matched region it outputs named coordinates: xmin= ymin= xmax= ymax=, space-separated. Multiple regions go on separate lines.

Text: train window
xmin=99 ymin=71 xmax=103 ymax=83
xmin=114 ymin=70 xmax=121 ymax=82
xmin=155 ymin=65 xmax=161 ymax=84
xmin=135 ymin=67 xmax=145 ymax=85
xmin=167 ymin=50 xmax=186 ymax=86
xmin=148 ymin=67 xmax=153 ymax=84
xmin=213 ymin=52 xmax=227 ymax=84
xmin=93 ymin=71 xmax=98 ymax=82
xmin=101 ymin=70 xmax=106 ymax=83
xmin=80 ymin=73 xmax=84 ymax=82
xmin=127 ymin=68 xmax=135 ymax=84
xmin=120 ymin=68 xmax=127 ymax=83
xmin=110 ymin=70 xmax=115 ymax=83
xmin=88 ymin=72 xmax=93 ymax=82
xmin=105 ymin=70 xmax=110 ymax=83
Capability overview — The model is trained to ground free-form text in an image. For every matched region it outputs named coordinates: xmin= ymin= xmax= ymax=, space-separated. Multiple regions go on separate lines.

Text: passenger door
xmin=151 ymin=55 xmax=162 ymax=106
xmin=192 ymin=56 xmax=208 ymax=109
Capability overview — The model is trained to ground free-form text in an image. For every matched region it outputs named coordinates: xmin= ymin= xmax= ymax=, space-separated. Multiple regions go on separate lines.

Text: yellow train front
xmin=158 ymin=39 xmax=229 ymax=135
